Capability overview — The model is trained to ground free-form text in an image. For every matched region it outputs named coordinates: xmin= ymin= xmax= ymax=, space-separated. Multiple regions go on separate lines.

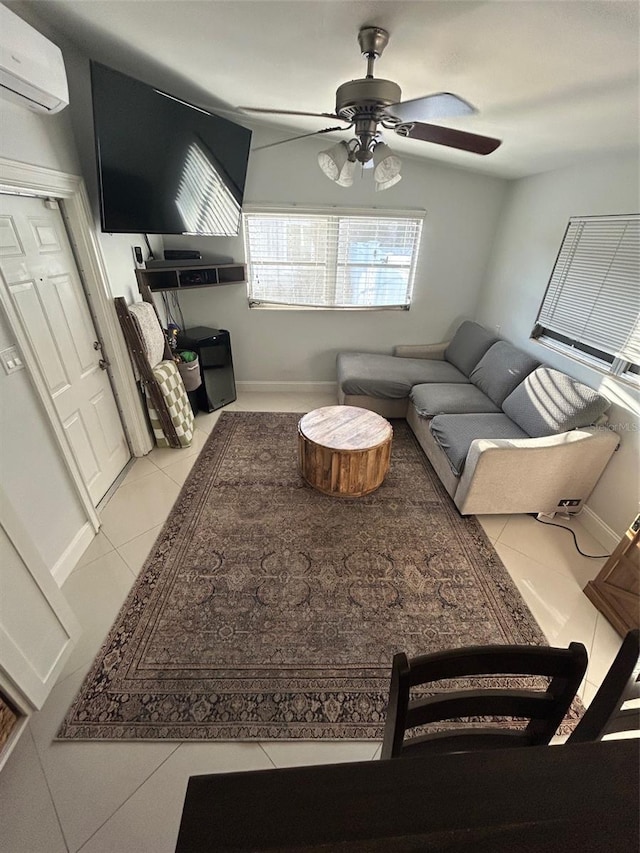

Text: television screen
xmin=90 ymin=62 xmax=252 ymax=236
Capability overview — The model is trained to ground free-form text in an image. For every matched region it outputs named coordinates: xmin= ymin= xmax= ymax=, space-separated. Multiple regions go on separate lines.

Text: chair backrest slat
xmin=407 ymin=644 xmax=587 ymax=685
xmin=405 ymin=689 xmax=555 ymax=729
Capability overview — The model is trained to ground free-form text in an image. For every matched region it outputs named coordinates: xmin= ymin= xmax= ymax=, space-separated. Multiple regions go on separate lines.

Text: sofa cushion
xmin=502 ymin=367 xmax=610 ymax=437
xmin=444 ymin=321 xmax=500 ymax=377
xmin=430 ymin=413 xmax=530 ymax=476
xmin=470 ymin=341 xmax=539 ymax=406
xmin=410 ymin=383 xmax=501 ymax=417
xmin=337 ymin=352 xmax=469 ymax=399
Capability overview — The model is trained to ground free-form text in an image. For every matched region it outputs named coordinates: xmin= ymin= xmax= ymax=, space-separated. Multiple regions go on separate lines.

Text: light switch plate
xmin=0 ymin=346 xmax=24 ymax=374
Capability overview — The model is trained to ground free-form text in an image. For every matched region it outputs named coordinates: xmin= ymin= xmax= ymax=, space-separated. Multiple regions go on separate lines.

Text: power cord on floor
xmin=531 ymin=515 xmax=610 ymax=559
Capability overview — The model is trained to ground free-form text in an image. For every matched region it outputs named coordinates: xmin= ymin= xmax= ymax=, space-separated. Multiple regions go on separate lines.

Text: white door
xmin=0 ymin=494 xmax=81 ymax=716
xmin=0 ymin=194 xmax=130 ymax=504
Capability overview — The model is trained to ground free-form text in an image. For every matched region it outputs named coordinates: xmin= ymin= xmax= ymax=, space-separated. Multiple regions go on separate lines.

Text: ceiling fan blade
xmin=252 ymin=126 xmax=348 ymax=152
xmin=396 ymin=121 xmax=501 ymax=155
xmin=238 ymin=106 xmax=350 ymax=122
xmin=385 ymin=92 xmax=476 ymax=123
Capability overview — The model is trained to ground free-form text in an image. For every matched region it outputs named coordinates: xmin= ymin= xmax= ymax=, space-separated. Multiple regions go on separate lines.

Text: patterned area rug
xmin=58 ymin=412 xmax=560 ymax=741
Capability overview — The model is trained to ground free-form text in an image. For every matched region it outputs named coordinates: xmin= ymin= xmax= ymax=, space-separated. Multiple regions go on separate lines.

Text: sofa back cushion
xmin=502 ymin=367 xmax=610 ymax=437
xmin=470 ymin=341 xmax=539 ymax=406
xmin=444 ymin=321 xmax=499 ymax=377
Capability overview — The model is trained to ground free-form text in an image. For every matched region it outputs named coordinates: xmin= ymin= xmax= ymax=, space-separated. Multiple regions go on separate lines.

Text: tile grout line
xmin=586 ymin=608 xmax=601 ymax=668
xmin=257 ymin=742 xmax=279 ymax=769
xmin=74 ymin=744 xmax=182 ymax=853
xmin=26 ymin=726 xmax=71 ymax=853
xmin=494 ymin=538 xmax=595 ymax=586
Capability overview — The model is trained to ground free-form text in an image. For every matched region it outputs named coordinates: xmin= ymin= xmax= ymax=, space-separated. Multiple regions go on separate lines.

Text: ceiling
xmin=15 ymin=0 xmax=640 ymax=178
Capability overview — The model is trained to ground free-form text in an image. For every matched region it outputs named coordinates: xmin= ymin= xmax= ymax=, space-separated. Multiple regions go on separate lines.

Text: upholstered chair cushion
xmin=411 ymin=383 xmax=501 ymax=417
xmin=127 ymin=301 xmax=166 ymax=368
xmin=430 ymin=413 xmax=530 ymax=475
xmin=337 ymin=352 xmax=469 ymax=399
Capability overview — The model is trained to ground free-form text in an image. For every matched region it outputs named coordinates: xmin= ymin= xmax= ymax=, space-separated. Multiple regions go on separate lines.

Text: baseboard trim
xmin=578 ymin=506 xmax=620 ymax=553
xmin=236 ymin=381 xmax=337 ymax=395
xmin=51 ymin=522 xmax=95 ymax=587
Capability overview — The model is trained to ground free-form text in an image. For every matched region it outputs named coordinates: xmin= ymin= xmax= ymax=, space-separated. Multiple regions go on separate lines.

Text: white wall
xmin=164 ymin=126 xmax=507 ymax=382
xmin=475 ymin=153 xmax=640 ymax=539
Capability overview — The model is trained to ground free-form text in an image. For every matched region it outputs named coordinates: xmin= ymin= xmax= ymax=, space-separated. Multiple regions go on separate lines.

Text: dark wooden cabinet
xmin=584 ymin=515 xmax=640 ymax=636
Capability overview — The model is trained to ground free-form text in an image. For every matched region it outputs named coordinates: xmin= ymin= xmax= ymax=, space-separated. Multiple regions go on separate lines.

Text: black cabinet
xmin=177 ymin=327 xmax=236 ymax=413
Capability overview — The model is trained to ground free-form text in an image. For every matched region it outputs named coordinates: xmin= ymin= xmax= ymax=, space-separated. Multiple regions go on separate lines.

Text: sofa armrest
xmin=454 ymin=427 xmax=620 ymax=516
xmin=393 ymin=341 xmax=449 ymax=360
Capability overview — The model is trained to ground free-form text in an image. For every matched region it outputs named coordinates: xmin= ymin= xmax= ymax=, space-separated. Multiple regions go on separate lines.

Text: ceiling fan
xmin=238 ymin=25 xmax=501 ymax=186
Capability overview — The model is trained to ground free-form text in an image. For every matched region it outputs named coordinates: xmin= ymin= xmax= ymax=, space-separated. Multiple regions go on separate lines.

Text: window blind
xmin=533 ymin=214 xmax=640 ymax=366
xmin=244 ymin=211 xmax=423 ymax=308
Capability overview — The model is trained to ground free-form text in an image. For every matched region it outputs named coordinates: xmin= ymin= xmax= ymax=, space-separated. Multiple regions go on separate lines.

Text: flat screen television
xmin=90 ymin=62 xmax=252 ymax=236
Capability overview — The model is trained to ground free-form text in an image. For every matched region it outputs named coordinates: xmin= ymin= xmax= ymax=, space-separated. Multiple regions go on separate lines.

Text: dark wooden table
xmin=176 ymin=739 xmax=639 ymax=852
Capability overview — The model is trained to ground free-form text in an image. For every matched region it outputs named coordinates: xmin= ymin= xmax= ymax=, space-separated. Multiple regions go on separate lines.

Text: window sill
xmin=248 ymin=303 xmax=410 ymax=312
xmin=531 ymin=336 xmax=640 ymax=390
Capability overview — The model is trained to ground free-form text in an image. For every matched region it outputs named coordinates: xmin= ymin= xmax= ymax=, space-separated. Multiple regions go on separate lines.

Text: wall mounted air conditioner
xmin=0 ymin=5 xmax=69 ymax=114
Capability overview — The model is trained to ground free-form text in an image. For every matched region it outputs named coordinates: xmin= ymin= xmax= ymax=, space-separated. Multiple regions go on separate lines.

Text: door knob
xmin=99 ymin=357 xmax=111 ymax=370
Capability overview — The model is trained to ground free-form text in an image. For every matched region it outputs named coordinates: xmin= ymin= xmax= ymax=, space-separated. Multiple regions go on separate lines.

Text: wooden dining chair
xmin=381 ymin=642 xmax=588 ymax=759
xmin=566 ymin=629 xmax=640 ymax=744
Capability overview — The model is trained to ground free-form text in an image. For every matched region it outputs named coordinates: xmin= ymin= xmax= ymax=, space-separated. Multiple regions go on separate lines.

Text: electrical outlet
xmin=558 ymin=499 xmax=581 ymax=507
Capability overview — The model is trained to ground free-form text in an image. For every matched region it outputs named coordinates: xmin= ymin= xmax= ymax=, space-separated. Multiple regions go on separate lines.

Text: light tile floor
xmin=0 ymin=391 xmax=624 ymax=852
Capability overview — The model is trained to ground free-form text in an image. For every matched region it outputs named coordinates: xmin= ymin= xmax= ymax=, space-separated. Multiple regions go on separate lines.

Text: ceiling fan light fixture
xmin=335 ymin=157 xmax=357 ymax=187
xmin=375 ymin=173 xmax=402 ymax=192
xmin=373 ymin=142 xmax=402 ymax=182
xmin=317 ymin=140 xmax=351 ymax=182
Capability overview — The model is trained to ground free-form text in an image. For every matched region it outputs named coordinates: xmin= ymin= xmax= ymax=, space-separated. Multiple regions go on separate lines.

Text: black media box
xmin=164 ymin=250 xmax=202 ymax=261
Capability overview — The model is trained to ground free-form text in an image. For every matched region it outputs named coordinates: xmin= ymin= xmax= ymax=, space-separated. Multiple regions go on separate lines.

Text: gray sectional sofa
xmin=337 ymin=321 xmax=620 ymax=516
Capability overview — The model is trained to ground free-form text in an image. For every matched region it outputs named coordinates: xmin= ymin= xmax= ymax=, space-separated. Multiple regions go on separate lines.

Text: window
xmin=532 ymin=214 xmax=640 ymax=381
xmin=243 ymin=208 xmax=423 ymax=309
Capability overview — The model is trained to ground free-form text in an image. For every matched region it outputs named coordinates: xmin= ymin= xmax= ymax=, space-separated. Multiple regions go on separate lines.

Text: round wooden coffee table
xmin=298 ymin=405 xmax=393 ymax=497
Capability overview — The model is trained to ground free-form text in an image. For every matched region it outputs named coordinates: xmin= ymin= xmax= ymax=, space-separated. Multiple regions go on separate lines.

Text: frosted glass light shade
xmin=317 ymin=141 xmax=350 ymax=181
xmin=373 ymin=143 xmax=402 ymax=182
xmin=335 ymin=158 xmax=357 ymax=187
xmin=375 ymin=173 xmax=402 ymax=192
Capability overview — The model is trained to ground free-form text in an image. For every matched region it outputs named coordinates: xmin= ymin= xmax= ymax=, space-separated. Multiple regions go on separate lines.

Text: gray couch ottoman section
xmin=444 ymin=321 xmax=499 ymax=376
xmin=430 ymin=413 xmax=530 ymax=476
xmin=410 ymin=383 xmax=501 ymax=417
xmin=469 ymin=341 xmax=539 ymax=406
xmin=337 ymin=352 xmax=468 ymax=399
xmin=502 ymin=367 xmax=610 ymax=437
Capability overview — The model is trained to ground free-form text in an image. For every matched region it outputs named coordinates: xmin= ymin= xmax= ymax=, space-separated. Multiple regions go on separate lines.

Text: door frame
xmin=0 ymin=157 xmax=153 ymax=529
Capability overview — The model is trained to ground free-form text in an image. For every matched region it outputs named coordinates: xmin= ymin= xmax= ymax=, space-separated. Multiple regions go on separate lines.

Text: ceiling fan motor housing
xmin=335 ymin=78 xmax=402 ymax=121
